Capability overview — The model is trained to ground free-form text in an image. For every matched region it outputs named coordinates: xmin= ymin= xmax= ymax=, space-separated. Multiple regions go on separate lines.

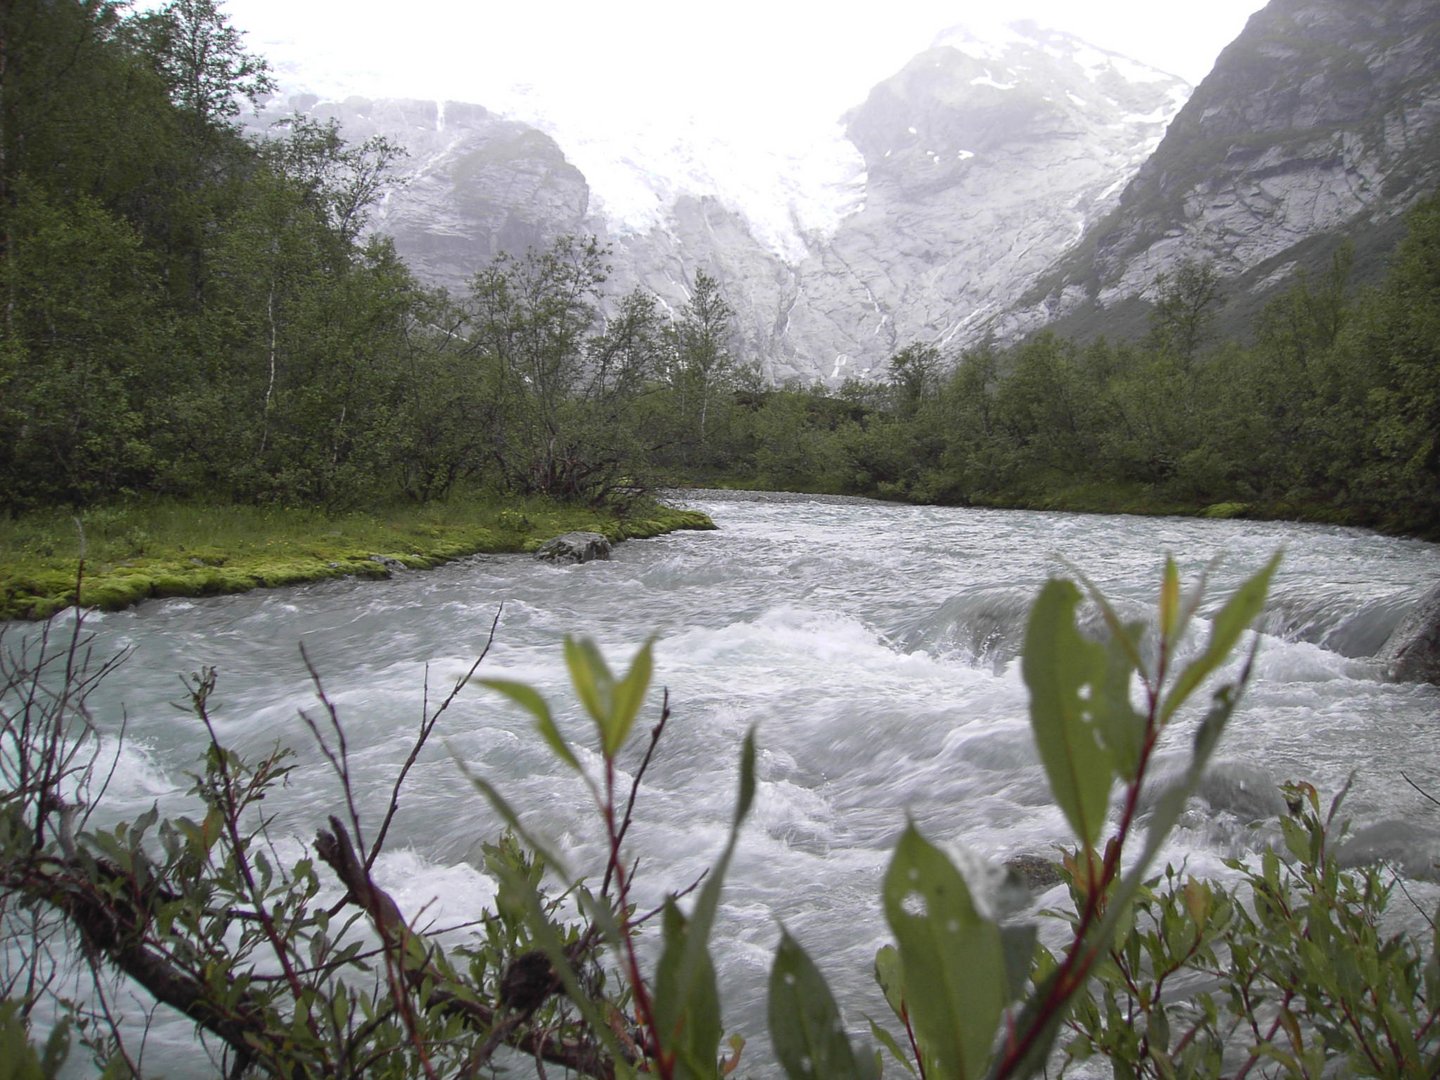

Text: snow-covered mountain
xmin=263 ymin=20 xmax=1189 ymax=383
xmin=774 ymin=22 xmax=1188 ymax=380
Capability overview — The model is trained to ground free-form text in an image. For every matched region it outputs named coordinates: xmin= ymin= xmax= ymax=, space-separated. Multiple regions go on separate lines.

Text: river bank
xmin=0 ymin=495 xmax=714 ymax=620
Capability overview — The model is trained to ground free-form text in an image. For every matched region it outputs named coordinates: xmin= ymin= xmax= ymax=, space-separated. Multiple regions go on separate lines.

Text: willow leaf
xmin=1160 ymin=552 xmax=1280 ymax=724
xmin=883 ymin=824 xmax=1005 ymax=1080
xmin=564 ymin=635 xmax=613 ymax=726
xmin=606 ymin=637 xmax=655 ymax=755
xmin=654 ymin=732 xmax=756 ymax=1077
xmin=1023 ymin=578 xmax=1112 ymax=849
xmin=769 ymin=930 xmax=879 ymax=1080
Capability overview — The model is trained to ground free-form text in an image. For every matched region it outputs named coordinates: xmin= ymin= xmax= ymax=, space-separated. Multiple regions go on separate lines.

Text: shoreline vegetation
xmin=2 ymin=479 xmax=1413 ymax=624
xmin=0 ymin=494 xmax=714 ymax=621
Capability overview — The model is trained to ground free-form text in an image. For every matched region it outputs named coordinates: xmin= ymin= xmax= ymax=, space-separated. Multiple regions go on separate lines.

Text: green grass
xmin=0 ymin=493 xmax=715 ymax=621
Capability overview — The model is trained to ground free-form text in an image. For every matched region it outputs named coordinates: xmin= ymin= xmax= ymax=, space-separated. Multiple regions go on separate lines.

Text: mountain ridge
xmin=262 ymin=19 xmax=1188 ymax=383
xmin=260 ymin=0 xmax=1440 ymax=383
xmin=1001 ymin=0 xmax=1440 ymax=345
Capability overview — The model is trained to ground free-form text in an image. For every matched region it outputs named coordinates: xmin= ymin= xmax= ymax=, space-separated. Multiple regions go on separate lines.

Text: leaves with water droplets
xmin=882 ymin=824 xmax=1005 ymax=1080
xmin=1023 ymin=578 xmax=1113 ymax=850
xmin=769 ymin=929 xmax=879 ymax=1080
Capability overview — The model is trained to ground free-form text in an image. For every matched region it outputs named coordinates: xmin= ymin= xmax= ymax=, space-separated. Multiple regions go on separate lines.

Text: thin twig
xmin=368 ymin=606 xmax=503 ymax=870
xmin=1402 ymin=771 xmax=1440 ymax=811
xmin=603 ymin=690 xmax=671 ymax=899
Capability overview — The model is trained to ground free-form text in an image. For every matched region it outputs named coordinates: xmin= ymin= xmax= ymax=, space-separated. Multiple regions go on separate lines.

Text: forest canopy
xmin=2 ymin=0 xmax=1438 ymax=541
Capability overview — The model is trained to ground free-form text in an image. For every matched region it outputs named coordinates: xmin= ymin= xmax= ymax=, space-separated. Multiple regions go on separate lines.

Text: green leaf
xmin=0 ymin=1001 xmax=43 ymax=1080
xmin=873 ymin=944 xmax=906 ymax=1023
xmin=1000 ymin=924 xmax=1039 ymax=1002
xmin=769 ymin=929 xmax=879 ymax=1080
xmin=479 ymin=677 xmax=581 ymax=772
xmin=565 ymin=635 xmax=613 ymax=730
xmin=653 ymin=731 xmax=757 ymax=1077
xmin=1023 ymin=578 xmax=1113 ymax=849
xmin=883 ymin=824 xmax=1006 ymax=1080
xmin=733 ymin=725 xmax=757 ymax=826
xmin=1094 ymin=620 xmax=1146 ymax=781
xmin=564 ymin=636 xmax=655 ymax=756
xmin=655 ymin=900 xmax=724 ymax=1078
xmin=39 ymin=1016 xmax=71 ymax=1077
xmin=489 ymin=856 xmax=637 ymax=1079
xmin=449 ymin=750 xmax=570 ymax=876
xmin=1159 ymin=557 xmax=1181 ymax=641
xmin=996 ymin=644 xmax=1258 ymax=1079
xmin=1160 ymin=552 xmax=1280 ymax=724
xmin=867 ymin=1016 xmax=917 ymax=1076
xmin=607 ymin=636 xmax=655 ymax=755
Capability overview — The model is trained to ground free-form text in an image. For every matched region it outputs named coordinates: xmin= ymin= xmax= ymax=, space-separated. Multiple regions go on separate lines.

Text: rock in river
xmin=1379 ymin=582 xmax=1440 ymax=685
xmin=534 ymin=532 xmax=612 ymax=564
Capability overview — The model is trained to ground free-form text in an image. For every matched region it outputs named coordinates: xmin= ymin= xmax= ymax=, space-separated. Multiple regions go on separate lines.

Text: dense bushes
xmin=693 ymin=197 xmax=1440 ymax=539
xmin=0 ymin=2 xmax=744 ymax=514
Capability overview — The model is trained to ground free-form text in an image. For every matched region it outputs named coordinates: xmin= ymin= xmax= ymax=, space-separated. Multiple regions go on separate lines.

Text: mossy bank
xmin=0 ymin=496 xmax=715 ymax=621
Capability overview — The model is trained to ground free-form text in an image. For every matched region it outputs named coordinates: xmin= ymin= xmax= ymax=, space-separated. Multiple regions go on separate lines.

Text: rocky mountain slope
xmin=1003 ymin=0 xmax=1440 ymax=344
xmin=267 ymin=22 xmax=1187 ymax=384
xmin=779 ymin=24 xmax=1186 ymax=381
xmin=268 ymin=0 xmax=1440 ymax=383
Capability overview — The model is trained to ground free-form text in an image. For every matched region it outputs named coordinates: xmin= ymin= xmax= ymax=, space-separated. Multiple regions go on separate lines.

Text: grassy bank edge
xmin=0 ymin=498 xmax=716 ymax=621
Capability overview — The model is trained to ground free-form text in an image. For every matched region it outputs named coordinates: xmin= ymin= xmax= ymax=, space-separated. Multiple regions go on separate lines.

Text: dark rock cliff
xmin=1001 ymin=0 xmax=1440 ymax=344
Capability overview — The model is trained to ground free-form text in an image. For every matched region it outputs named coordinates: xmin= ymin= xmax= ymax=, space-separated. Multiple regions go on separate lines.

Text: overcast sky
xmin=217 ymin=0 xmax=1270 ymax=124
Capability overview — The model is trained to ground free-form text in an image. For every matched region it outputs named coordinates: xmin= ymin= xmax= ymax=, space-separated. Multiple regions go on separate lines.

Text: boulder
xmin=368 ymin=554 xmax=410 ymax=576
xmin=1003 ymin=853 xmax=1065 ymax=892
xmin=534 ymin=532 xmax=612 ymax=564
xmin=1380 ymin=582 xmax=1440 ymax=685
xmin=1338 ymin=818 xmax=1440 ymax=882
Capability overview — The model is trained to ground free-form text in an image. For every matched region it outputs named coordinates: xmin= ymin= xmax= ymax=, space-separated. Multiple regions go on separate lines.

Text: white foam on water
xmin=20 ymin=492 xmax=1438 ymax=1074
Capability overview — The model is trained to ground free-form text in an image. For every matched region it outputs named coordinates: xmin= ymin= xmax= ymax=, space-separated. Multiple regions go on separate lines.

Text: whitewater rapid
xmin=22 ymin=492 xmax=1440 ymax=1074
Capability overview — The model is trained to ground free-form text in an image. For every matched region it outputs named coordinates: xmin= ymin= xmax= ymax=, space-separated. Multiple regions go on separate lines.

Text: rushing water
xmin=18 ymin=492 xmax=1440 ymax=1074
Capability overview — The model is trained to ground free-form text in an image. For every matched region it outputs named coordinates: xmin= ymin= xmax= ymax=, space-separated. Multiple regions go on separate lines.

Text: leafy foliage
xmin=1066 ymin=780 xmax=1440 ymax=1077
xmin=647 ymin=195 xmax=1440 ymax=540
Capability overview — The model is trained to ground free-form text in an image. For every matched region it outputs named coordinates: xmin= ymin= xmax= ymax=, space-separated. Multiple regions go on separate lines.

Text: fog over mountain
xmin=256 ymin=0 xmax=1440 ymax=384
xmin=261 ymin=19 xmax=1187 ymax=383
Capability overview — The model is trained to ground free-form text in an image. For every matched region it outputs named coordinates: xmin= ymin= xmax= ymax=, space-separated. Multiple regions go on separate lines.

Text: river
xmin=22 ymin=492 xmax=1440 ymax=1074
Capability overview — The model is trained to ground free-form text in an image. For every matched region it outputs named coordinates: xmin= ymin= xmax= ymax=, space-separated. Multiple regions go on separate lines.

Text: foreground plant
xmin=0 ymin=609 xmax=640 ymax=1076
xmin=7 ymin=553 xmax=1434 ymax=1078
xmin=780 ymin=554 xmax=1280 ymax=1079
xmin=1065 ymin=777 xmax=1440 ymax=1078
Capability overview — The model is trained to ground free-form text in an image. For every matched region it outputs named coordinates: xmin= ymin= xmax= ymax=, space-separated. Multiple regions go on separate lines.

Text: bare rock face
xmin=1379 ymin=582 xmax=1440 ymax=685
xmin=275 ymin=96 xmax=591 ymax=296
xmin=601 ymin=25 xmax=1186 ymax=383
xmin=1006 ymin=0 xmax=1440 ymax=340
xmin=786 ymin=26 xmax=1186 ymax=380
